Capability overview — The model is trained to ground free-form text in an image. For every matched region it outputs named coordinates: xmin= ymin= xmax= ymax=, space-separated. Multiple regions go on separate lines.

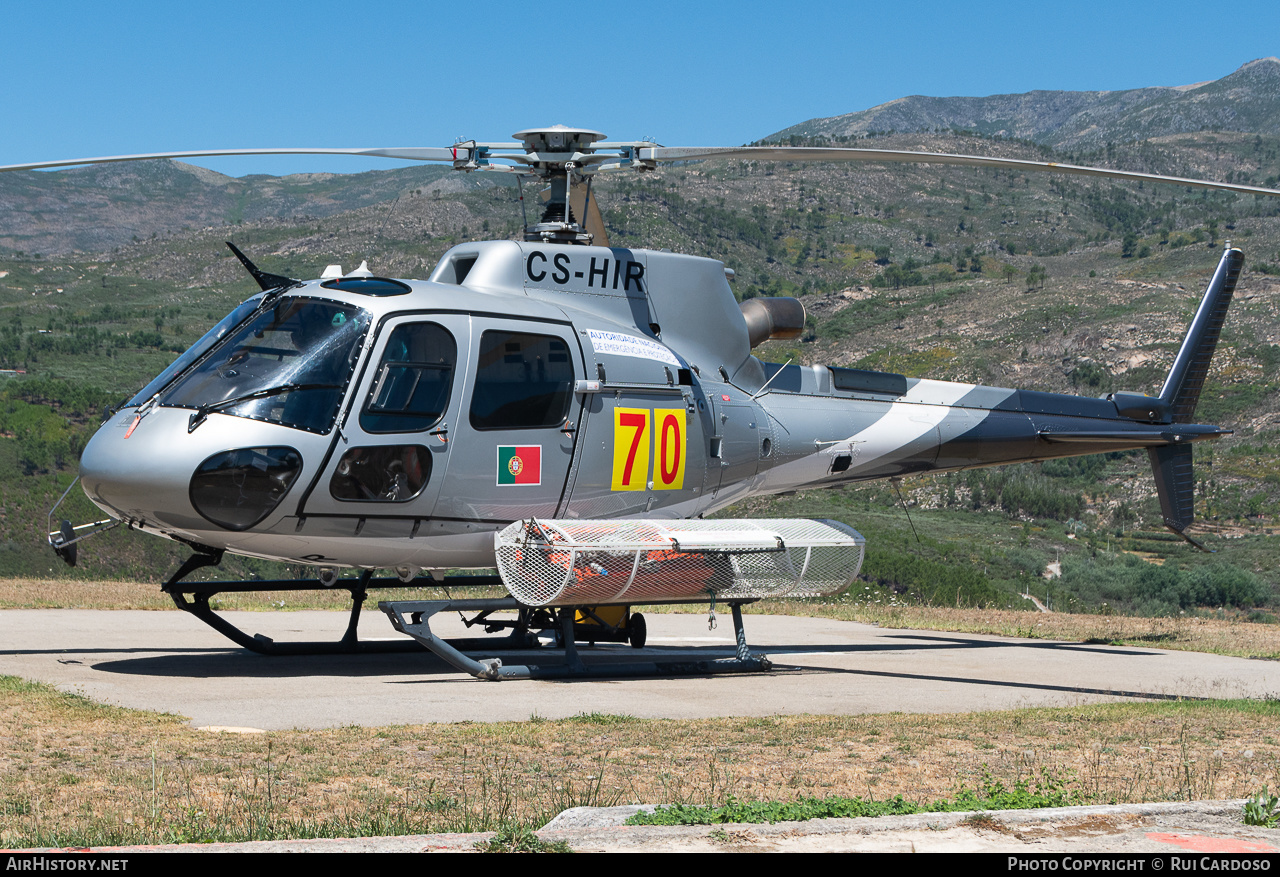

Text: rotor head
xmin=512 ymin=125 xmax=606 ymax=155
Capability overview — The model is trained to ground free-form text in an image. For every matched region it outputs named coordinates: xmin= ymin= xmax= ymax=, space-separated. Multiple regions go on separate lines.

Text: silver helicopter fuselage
xmin=78 ymin=240 xmax=1232 ymax=571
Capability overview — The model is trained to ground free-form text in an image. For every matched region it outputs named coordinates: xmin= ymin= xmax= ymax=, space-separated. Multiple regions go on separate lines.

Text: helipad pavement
xmin=2 ymin=609 xmax=1276 ymax=729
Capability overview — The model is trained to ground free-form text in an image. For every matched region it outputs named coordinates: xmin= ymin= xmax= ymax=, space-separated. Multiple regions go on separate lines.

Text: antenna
xmin=515 ymin=175 xmax=529 ymax=235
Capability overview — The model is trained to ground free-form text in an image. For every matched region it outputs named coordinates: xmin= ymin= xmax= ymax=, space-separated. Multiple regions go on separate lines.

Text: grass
xmin=0 ymin=578 xmax=507 ymax=611
xmin=3 ymin=675 xmax=1279 ymax=847
xmin=748 ymin=602 xmax=1280 ymax=660
xmin=627 ymin=769 xmax=1081 ymax=825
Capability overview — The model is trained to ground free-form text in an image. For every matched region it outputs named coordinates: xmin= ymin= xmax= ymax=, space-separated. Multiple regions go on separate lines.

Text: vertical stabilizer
xmin=1148 ymin=444 xmax=1196 ymax=532
xmin=1159 ymin=246 xmax=1244 ymax=422
xmin=1146 ymin=247 xmax=1242 ymax=550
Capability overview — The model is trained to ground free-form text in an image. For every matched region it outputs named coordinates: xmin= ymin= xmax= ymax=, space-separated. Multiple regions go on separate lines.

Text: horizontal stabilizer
xmin=494 ymin=518 xmax=865 ymax=607
xmin=1036 ymin=426 xmax=1230 ymax=445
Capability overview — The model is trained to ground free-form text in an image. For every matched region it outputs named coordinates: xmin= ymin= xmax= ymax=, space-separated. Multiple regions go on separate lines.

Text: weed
xmin=475 ymin=825 xmax=573 ymax=853
xmin=1243 ymin=788 xmax=1280 ymax=827
xmin=547 ymin=751 xmax=625 ymax=813
xmin=566 ymin=712 xmax=637 ymax=726
xmin=628 ymin=768 xmax=1083 ymax=826
xmin=960 ymin=812 xmax=1007 ymax=831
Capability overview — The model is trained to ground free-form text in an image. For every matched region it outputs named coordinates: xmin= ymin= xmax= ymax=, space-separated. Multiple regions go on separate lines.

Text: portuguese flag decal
xmin=497 ymin=445 xmax=541 ymax=485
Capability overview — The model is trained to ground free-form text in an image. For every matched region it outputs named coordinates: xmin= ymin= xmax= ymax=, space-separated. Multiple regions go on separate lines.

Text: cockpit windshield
xmin=158 ymin=297 xmax=370 ymax=434
xmin=126 ymin=294 xmax=265 ymax=408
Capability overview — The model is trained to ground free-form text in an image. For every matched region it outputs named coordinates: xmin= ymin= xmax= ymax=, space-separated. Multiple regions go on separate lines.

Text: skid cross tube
xmin=380 ymin=597 xmax=772 ymax=680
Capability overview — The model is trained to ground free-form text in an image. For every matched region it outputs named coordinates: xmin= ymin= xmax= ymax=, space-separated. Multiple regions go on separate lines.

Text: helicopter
xmin=4 ymin=126 xmax=1278 ymax=679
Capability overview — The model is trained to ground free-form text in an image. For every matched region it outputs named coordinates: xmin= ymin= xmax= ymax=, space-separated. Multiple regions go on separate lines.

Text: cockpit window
xmin=126 ymin=295 xmax=264 ymax=408
xmin=158 ymin=297 xmax=370 ymax=434
xmin=361 ymin=322 xmax=457 ymax=433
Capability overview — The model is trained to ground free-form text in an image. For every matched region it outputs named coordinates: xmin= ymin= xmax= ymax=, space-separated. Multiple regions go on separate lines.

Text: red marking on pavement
xmin=1147 ymin=832 xmax=1277 ymax=853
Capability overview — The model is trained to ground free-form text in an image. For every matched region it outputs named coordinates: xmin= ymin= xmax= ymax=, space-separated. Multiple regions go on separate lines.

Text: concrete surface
xmin=1 ymin=609 xmax=1277 ymax=729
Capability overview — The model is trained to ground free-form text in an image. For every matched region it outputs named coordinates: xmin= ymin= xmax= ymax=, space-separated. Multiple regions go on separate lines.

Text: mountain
xmin=0 ymin=159 xmax=491 ymax=256
xmin=769 ymin=58 xmax=1280 ymax=148
xmin=7 ymin=59 xmax=1280 ymax=258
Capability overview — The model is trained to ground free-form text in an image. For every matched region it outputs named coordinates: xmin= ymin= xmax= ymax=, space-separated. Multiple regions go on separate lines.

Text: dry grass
xmin=0 ymin=578 xmax=505 ymax=612
xmin=750 ymin=602 xmax=1280 ymax=660
xmin=4 ymin=579 xmax=1278 ymax=659
xmin=2 ymin=675 xmax=1279 ymax=847
xmin=0 ymin=578 xmax=188 ymax=610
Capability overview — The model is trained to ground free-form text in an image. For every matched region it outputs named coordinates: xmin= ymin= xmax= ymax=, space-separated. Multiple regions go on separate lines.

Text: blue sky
xmin=3 ymin=0 xmax=1279 ymax=177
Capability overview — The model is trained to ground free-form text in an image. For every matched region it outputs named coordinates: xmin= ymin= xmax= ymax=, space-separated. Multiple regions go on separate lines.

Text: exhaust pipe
xmin=741 ymin=297 xmax=806 ymax=348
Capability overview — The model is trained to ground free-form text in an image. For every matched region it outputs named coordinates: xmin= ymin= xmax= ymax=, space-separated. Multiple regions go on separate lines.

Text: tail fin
xmin=1158 ymin=245 xmax=1244 ymax=422
xmin=1148 ymin=245 xmax=1243 ymax=550
xmin=1149 ymin=443 xmax=1202 ymax=545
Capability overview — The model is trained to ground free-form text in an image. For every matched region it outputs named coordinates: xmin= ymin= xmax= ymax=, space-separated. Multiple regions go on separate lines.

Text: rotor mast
xmin=508 ymin=126 xmax=612 ymax=244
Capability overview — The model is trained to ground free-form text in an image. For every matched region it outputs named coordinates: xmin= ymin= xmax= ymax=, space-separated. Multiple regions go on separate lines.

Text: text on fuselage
xmin=525 ymin=252 xmax=645 ymax=292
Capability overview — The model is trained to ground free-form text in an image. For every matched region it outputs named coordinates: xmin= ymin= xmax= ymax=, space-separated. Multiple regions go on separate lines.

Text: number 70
xmin=611 ymin=408 xmax=686 ymax=491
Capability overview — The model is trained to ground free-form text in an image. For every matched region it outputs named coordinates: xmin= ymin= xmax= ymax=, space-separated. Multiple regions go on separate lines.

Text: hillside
xmin=0 ymin=160 xmax=492 ymax=256
xmin=769 ymin=58 xmax=1280 ymax=149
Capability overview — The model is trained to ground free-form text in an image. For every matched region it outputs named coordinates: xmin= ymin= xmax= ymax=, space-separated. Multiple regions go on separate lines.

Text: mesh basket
xmin=494 ymin=518 xmax=865 ymax=607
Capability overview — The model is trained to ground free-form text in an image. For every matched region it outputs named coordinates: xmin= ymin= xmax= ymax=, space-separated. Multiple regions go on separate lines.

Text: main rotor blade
xmin=0 ymin=146 xmax=465 ymax=174
xmin=641 ymin=146 xmax=1280 ymax=198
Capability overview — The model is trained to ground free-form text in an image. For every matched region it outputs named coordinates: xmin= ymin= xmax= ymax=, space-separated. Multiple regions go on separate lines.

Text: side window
xmin=361 ymin=322 xmax=456 ymax=433
xmin=330 ymin=445 xmax=431 ymax=502
xmin=469 ymin=330 xmax=574 ymax=430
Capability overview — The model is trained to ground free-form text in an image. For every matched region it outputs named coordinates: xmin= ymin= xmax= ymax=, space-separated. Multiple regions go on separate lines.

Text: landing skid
xmin=163 ymin=551 xmax=775 ymax=677
xmin=380 ymin=597 xmax=773 ymax=680
xmin=162 ymin=550 xmax=505 ymax=656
